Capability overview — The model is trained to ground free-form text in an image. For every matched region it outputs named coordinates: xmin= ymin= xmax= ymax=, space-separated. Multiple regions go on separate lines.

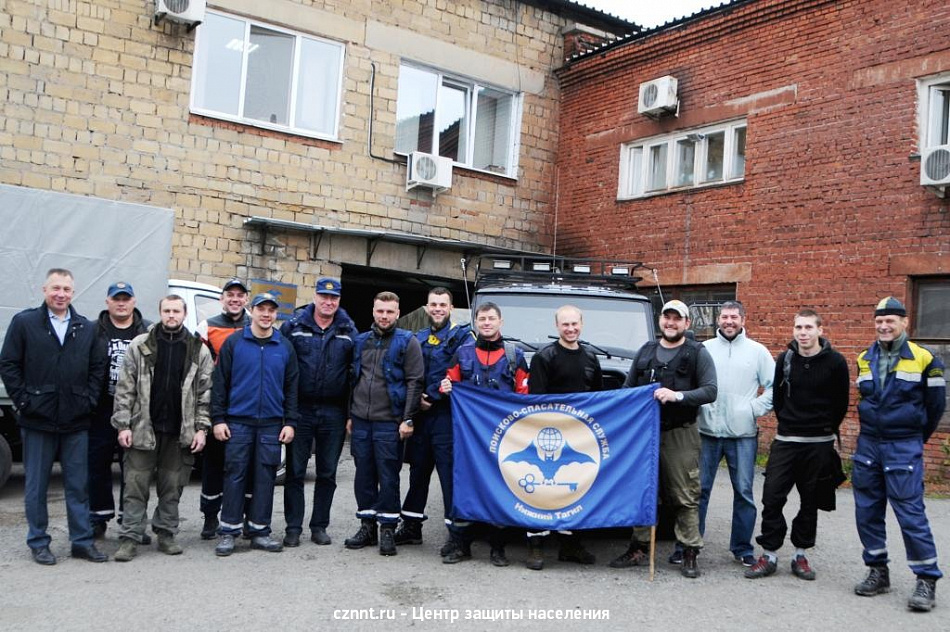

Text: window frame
xmin=618 ymin=120 xmax=747 ymax=199
xmin=394 ymin=62 xmax=523 ymax=180
xmin=190 ymin=9 xmax=346 ymax=142
xmin=918 ymin=73 xmax=950 ymax=150
xmin=910 ymin=276 xmax=950 ymax=430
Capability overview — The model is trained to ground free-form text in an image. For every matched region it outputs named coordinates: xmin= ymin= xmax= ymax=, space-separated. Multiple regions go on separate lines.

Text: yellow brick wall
xmin=0 ymin=0 xmax=568 ymax=289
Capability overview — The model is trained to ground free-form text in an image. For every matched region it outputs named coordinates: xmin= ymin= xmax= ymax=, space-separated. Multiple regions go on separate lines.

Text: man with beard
xmin=695 ymin=300 xmax=774 ymax=568
xmin=440 ymin=302 xmax=530 ymax=566
xmin=745 ymin=309 xmax=849 ymax=581
xmin=213 ymin=293 xmax=298 ymax=556
xmin=89 ymin=282 xmax=150 ymax=539
xmin=393 ymin=288 xmax=473 ymax=552
xmin=345 ymin=292 xmax=424 ymax=556
xmin=281 ymin=277 xmax=356 ymax=547
xmin=610 ymin=300 xmax=717 ymax=578
xmin=525 ymin=305 xmax=602 ymax=570
xmin=195 ymin=278 xmax=250 ymax=539
xmin=111 ymin=295 xmax=213 ymax=561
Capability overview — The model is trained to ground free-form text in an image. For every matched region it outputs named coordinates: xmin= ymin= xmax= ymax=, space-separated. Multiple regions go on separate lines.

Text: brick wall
xmin=0 ymin=0 xmax=571 ymax=289
xmin=556 ymin=0 xmax=950 ymax=473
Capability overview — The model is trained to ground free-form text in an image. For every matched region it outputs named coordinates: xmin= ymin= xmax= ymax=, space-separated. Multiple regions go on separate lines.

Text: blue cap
xmin=222 ymin=278 xmax=249 ymax=293
xmin=316 ymin=277 xmax=341 ymax=296
xmin=107 ymin=282 xmax=135 ymax=298
xmin=251 ymin=293 xmax=279 ymax=308
xmin=874 ymin=296 xmax=906 ymax=317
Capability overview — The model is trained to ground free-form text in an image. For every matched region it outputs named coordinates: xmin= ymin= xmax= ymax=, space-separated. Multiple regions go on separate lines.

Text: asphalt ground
xmin=1 ymin=450 xmax=948 ymax=631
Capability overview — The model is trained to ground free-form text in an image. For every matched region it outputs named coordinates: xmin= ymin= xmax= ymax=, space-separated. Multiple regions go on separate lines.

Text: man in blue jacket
xmin=211 ymin=293 xmax=299 ymax=556
xmin=852 ymin=297 xmax=946 ymax=612
xmin=0 ymin=268 xmax=108 ymax=565
xmin=281 ymin=277 xmax=355 ymax=547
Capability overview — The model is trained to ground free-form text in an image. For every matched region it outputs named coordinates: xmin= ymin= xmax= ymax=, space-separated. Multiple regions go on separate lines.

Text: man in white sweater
xmin=693 ymin=301 xmax=774 ymax=567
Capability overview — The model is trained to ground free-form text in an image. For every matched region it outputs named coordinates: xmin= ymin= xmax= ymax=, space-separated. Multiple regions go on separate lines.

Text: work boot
xmin=344 ymin=520 xmax=378 ymax=550
xmin=442 ymin=539 xmax=472 ymax=564
xmin=526 ymin=537 xmax=544 ymax=571
xmin=558 ymin=536 xmax=596 ymax=565
xmin=440 ymin=539 xmax=456 ymax=557
xmin=250 ymin=535 xmax=283 ymax=552
xmin=490 ymin=546 xmax=510 ymax=567
xmin=157 ymin=531 xmax=183 ymax=556
xmin=609 ymin=543 xmax=647 ymax=568
xmin=908 ymin=577 xmax=937 ymax=612
xmin=855 ymin=566 xmax=890 ymax=596
xmin=681 ymin=547 xmax=700 ymax=578
xmin=215 ymin=534 xmax=235 ymax=557
xmin=310 ymin=528 xmax=331 ymax=545
xmin=393 ymin=520 xmax=423 ymax=545
xmin=379 ymin=525 xmax=397 ymax=556
xmin=114 ymin=539 xmax=137 ymax=562
xmin=200 ymin=514 xmax=219 ymax=540
xmin=283 ymin=531 xmax=301 ymax=548
xmin=92 ymin=522 xmax=107 ymax=540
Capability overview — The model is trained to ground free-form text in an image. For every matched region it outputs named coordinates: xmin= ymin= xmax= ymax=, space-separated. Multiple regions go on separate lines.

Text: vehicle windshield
xmin=474 ymin=293 xmax=652 ymax=357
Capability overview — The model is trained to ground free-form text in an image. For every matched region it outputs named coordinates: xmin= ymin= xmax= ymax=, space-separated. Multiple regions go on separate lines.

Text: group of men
xmin=0 ymin=268 xmax=944 ymax=614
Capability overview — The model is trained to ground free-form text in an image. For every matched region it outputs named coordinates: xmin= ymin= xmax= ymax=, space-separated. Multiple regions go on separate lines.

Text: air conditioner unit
xmin=921 ymin=143 xmax=950 ymax=189
xmin=155 ymin=0 xmax=205 ymax=29
xmin=638 ymin=76 xmax=679 ymax=117
xmin=406 ymin=152 xmax=453 ymax=195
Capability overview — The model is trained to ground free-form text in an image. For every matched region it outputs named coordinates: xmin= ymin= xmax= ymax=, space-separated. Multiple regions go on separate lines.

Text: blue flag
xmin=451 ymin=382 xmax=660 ymax=530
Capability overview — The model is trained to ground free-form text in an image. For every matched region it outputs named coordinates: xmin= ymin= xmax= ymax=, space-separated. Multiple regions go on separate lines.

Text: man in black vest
xmin=609 ymin=300 xmax=717 ymax=578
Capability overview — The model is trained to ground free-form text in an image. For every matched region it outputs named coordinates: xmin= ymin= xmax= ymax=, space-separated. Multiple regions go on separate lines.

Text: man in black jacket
xmin=745 ymin=309 xmax=849 ymax=581
xmin=0 ymin=268 xmax=108 ymax=565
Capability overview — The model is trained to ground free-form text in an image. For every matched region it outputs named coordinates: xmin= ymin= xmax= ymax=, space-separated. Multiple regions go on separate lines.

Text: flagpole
xmin=649 ymin=526 xmax=656 ymax=582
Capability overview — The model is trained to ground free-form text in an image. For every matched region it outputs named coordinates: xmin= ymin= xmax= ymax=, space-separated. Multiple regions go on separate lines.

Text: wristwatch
xmin=675 ymin=392 xmax=685 ymax=402
xmin=403 ymin=419 xmax=414 ymax=427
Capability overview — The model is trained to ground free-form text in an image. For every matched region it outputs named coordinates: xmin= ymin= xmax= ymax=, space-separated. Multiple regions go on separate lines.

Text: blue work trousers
xmin=283 ymin=403 xmax=347 ymax=533
xmin=350 ymin=416 xmax=402 ymax=526
xmin=219 ymin=423 xmax=281 ymax=537
xmin=400 ymin=404 xmax=458 ymax=532
xmin=852 ymin=434 xmax=942 ymax=579
xmin=21 ymin=427 xmax=94 ymax=550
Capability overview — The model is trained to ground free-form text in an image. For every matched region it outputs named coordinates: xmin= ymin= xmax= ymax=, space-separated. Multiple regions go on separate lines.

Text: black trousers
xmin=756 ymin=440 xmax=834 ymax=552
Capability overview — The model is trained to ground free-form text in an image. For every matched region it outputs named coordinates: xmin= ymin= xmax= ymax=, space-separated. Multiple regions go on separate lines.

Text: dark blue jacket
xmin=417 ymin=322 xmax=473 ymax=402
xmin=280 ymin=305 xmax=355 ymax=407
xmin=352 ymin=328 xmax=421 ymax=420
xmin=211 ymin=326 xmax=299 ymax=427
xmin=0 ymin=303 xmax=105 ymax=432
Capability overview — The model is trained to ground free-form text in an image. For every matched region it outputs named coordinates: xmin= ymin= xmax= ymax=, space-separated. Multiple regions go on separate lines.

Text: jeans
xmin=698 ymin=434 xmax=757 ymax=558
xmin=400 ymin=404 xmax=456 ymax=531
xmin=220 ymin=423 xmax=282 ymax=537
xmin=21 ymin=427 xmax=93 ymax=550
xmin=119 ymin=433 xmax=193 ymax=542
xmin=350 ymin=416 xmax=402 ymax=526
xmin=283 ymin=404 xmax=347 ymax=533
xmin=88 ymin=417 xmax=121 ymax=525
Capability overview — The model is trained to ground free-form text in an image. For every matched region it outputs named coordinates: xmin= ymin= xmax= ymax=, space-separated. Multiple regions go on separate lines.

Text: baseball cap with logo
xmin=107 ymin=282 xmax=135 ymax=298
xmin=661 ymin=300 xmax=690 ymax=319
xmin=222 ymin=278 xmax=249 ymax=293
xmin=251 ymin=293 xmax=279 ymax=308
xmin=316 ymin=277 xmax=342 ymax=296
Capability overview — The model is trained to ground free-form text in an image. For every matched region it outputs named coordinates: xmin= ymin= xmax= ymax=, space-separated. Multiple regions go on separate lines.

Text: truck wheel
xmin=0 ymin=434 xmax=12 ymax=490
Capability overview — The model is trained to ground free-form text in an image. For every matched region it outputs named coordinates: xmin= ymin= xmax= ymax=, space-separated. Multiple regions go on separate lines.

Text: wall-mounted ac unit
xmin=407 ymin=152 xmax=453 ymax=195
xmin=638 ymin=76 xmax=679 ymax=117
xmin=921 ymin=144 xmax=950 ymax=191
xmin=155 ymin=0 xmax=205 ymax=29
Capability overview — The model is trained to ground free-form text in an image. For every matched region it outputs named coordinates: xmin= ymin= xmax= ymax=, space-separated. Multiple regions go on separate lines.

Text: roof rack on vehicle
xmin=474 ymin=255 xmax=645 ymax=291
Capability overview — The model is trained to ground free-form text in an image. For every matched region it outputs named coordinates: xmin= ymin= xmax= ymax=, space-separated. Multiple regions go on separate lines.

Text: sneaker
xmin=855 ymin=566 xmax=890 ymax=596
xmin=442 ymin=540 xmax=472 ymax=564
xmin=157 ymin=532 xmax=183 ymax=556
xmin=250 ymin=535 xmax=283 ymax=552
xmin=215 ymin=534 xmax=235 ymax=557
xmin=791 ymin=555 xmax=816 ymax=581
xmin=92 ymin=522 xmax=107 ymax=540
xmin=114 ymin=539 xmax=137 ymax=562
xmin=908 ymin=577 xmax=937 ymax=612
xmin=668 ymin=548 xmax=683 ymax=565
xmin=609 ymin=545 xmax=647 ymax=568
xmin=393 ymin=521 xmax=423 ymax=545
xmin=558 ymin=539 xmax=596 ymax=565
xmin=490 ymin=547 xmax=510 ymax=567
xmin=344 ymin=520 xmax=378 ymax=550
xmin=681 ymin=547 xmax=700 ymax=579
xmin=736 ymin=554 xmax=756 ymax=567
xmin=744 ymin=555 xmax=777 ymax=579
xmin=200 ymin=515 xmax=219 ymax=540
xmin=310 ymin=528 xmax=331 ymax=546
xmin=379 ymin=525 xmax=397 ymax=556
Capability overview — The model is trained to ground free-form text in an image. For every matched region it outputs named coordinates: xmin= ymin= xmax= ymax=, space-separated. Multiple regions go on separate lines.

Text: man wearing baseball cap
xmin=610 ymin=299 xmax=718 ymax=578
xmin=853 ymin=297 xmax=945 ymax=612
xmin=195 ymin=277 xmax=251 ymax=539
xmin=281 ymin=277 xmax=356 ymax=547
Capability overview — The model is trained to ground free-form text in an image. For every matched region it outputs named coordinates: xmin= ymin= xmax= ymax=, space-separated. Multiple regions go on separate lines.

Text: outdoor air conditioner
xmin=638 ymin=76 xmax=679 ymax=117
xmin=406 ymin=152 xmax=453 ymax=195
xmin=921 ymin=143 xmax=950 ymax=189
xmin=154 ymin=0 xmax=205 ymax=29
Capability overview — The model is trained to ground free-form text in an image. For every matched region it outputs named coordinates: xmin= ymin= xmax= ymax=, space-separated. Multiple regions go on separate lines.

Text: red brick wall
xmin=555 ymin=0 xmax=950 ymax=474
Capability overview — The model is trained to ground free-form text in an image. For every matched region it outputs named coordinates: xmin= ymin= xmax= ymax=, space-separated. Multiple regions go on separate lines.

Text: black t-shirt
xmin=528 ymin=342 xmax=603 ymax=394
